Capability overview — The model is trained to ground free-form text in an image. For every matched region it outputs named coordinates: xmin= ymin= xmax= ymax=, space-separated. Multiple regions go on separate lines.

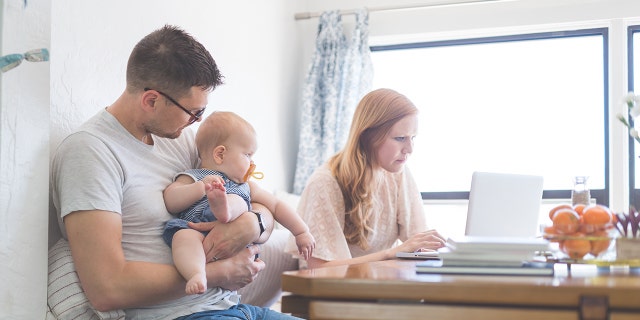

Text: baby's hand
xmin=202 ymin=175 xmax=225 ymax=188
xmin=295 ymin=232 xmax=316 ymax=260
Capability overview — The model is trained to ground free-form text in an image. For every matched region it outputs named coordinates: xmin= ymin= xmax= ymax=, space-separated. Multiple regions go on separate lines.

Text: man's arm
xmin=64 ymin=210 xmax=187 ymax=311
xmin=190 ymin=202 xmax=275 ymax=261
xmin=204 ymin=244 xmax=264 ymax=291
xmin=65 ymin=209 xmax=268 ymax=311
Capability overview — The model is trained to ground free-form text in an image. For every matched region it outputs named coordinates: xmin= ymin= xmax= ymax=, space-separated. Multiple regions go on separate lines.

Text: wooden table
xmin=281 ymin=260 xmax=640 ymax=320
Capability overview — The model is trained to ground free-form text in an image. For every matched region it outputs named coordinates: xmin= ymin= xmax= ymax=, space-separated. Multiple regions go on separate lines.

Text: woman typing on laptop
xmin=286 ymin=88 xmax=446 ymax=268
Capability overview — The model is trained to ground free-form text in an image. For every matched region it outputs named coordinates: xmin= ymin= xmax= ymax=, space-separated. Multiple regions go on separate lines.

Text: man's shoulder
xmin=55 ymin=130 xmax=107 ymax=157
xmin=57 ymin=110 xmax=115 ymax=147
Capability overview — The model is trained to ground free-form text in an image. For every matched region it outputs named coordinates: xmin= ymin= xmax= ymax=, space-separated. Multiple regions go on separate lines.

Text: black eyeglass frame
xmin=144 ymin=88 xmax=206 ymax=124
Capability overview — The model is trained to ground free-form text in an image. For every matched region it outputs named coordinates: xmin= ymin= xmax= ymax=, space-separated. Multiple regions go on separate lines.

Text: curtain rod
xmin=294 ymin=0 xmax=511 ymax=20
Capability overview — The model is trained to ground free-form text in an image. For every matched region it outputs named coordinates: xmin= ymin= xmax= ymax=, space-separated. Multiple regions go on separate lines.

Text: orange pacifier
xmin=243 ymin=161 xmax=264 ymax=182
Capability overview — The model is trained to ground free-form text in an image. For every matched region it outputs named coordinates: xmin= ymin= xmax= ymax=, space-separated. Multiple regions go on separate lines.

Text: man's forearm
xmin=65 ymin=210 xmax=187 ymax=311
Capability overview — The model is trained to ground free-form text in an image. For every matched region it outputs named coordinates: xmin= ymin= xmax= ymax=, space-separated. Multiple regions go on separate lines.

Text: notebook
xmin=445 ymin=235 xmax=550 ymax=252
xmin=415 ymin=259 xmax=554 ymax=276
xmin=434 ymin=236 xmax=551 ymax=266
xmin=465 ymin=171 xmax=544 ymax=238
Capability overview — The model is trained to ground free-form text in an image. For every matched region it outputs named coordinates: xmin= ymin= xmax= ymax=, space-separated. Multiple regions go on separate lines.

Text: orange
xmin=562 ymin=233 xmax=591 ymax=259
xmin=549 ymin=204 xmax=572 ymax=220
xmin=543 ymin=225 xmax=557 ymax=235
xmin=589 ymin=230 xmax=611 ymax=256
xmin=578 ymin=223 xmax=598 ymax=235
xmin=552 ymin=208 xmax=581 ymax=234
xmin=573 ymin=204 xmax=586 ymax=216
xmin=542 ymin=225 xmax=561 ymax=242
xmin=581 ymin=205 xmax=612 ymax=229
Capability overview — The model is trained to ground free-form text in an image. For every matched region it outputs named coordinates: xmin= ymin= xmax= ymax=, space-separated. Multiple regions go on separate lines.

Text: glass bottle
xmin=571 ymin=176 xmax=591 ymax=206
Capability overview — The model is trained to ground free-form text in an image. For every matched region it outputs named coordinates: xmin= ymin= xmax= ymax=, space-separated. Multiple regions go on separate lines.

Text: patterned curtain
xmin=293 ymin=9 xmax=373 ymax=195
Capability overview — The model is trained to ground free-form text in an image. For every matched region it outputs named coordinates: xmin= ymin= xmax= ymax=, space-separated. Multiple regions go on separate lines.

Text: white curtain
xmin=293 ymin=9 xmax=373 ymax=194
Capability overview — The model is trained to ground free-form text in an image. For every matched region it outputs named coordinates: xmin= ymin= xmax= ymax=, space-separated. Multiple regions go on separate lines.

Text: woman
xmin=288 ymin=88 xmax=446 ymax=268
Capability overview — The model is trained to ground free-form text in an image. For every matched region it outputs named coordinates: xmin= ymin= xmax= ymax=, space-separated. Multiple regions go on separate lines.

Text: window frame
xmin=628 ymin=25 xmax=640 ymax=209
xmin=370 ymin=28 xmax=610 ymax=205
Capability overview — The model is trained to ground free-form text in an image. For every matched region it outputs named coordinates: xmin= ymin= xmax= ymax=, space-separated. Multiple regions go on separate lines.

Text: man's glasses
xmin=0 ymin=48 xmax=50 ymax=73
xmin=144 ymin=88 xmax=206 ymax=124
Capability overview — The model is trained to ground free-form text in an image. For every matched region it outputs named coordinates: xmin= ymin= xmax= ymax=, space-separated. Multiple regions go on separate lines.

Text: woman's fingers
xmin=418 ymin=230 xmax=446 ymax=245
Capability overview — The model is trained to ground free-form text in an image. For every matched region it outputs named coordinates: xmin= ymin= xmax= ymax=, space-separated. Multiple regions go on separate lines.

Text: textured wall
xmin=0 ymin=0 xmax=51 ymax=318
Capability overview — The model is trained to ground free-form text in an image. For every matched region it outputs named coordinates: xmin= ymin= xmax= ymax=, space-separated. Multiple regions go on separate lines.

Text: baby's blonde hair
xmin=195 ymin=111 xmax=255 ymax=159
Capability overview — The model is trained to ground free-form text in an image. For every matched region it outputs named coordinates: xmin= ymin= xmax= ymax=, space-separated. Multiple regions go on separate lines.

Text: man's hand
xmin=205 ymin=245 xmax=264 ymax=291
xmin=188 ymin=212 xmax=259 ymax=261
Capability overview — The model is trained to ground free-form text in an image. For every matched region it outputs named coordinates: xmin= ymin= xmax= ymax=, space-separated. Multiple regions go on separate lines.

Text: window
xmin=629 ymin=25 xmax=640 ymax=208
xmin=371 ymin=29 xmax=609 ymax=206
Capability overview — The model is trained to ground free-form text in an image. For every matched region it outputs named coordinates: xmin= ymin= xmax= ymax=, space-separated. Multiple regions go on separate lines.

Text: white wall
xmin=0 ymin=0 xmax=50 ymax=318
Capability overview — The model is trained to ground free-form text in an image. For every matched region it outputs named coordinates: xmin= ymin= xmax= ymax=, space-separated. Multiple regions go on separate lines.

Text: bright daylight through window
xmin=371 ymin=29 xmax=608 ymax=205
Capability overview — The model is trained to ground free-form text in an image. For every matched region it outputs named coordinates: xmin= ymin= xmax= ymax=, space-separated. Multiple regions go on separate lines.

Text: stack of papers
xmin=416 ymin=236 xmax=553 ymax=276
xmin=441 ymin=236 xmax=550 ymax=266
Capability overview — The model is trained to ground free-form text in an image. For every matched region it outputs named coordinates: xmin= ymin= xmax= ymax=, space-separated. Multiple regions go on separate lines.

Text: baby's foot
xmin=206 ymin=181 xmax=228 ymax=217
xmin=185 ymin=272 xmax=207 ymax=295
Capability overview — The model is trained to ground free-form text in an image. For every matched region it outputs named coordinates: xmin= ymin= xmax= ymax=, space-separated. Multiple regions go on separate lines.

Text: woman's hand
xmin=395 ymin=229 xmax=446 ymax=255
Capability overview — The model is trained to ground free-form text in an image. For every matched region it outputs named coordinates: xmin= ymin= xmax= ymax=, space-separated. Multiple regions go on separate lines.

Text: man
xmin=51 ymin=24 xmax=300 ymax=319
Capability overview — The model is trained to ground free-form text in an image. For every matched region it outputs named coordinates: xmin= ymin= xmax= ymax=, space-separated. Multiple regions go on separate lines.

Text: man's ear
xmin=141 ymin=90 xmax=158 ymax=113
xmin=213 ymin=145 xmax=226 ymax=165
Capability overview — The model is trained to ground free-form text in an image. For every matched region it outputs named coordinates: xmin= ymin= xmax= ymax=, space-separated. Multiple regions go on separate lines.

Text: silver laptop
xmin=465 ymin=171 xmax=544 ymax=238
xmin=396 ymin=171 xmax=543 ymax=260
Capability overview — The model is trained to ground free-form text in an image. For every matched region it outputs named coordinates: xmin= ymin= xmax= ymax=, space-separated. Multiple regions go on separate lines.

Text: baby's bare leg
xmin=172 ymin=229 xmax=207 ymax=294
xmin=206 ymin=181 xmax=230 ymax=222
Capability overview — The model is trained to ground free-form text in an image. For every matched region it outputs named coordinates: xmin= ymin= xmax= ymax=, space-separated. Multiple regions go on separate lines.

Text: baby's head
xmin=196 ymin=111 xmax=257 ymax=182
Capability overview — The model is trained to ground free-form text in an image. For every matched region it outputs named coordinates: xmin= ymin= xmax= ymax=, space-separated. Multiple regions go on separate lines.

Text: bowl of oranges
xmin=543 ymin=203 xmax=616 ymax=260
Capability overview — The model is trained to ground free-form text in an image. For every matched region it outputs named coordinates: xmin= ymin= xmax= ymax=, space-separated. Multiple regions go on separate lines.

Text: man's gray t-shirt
xmin=51 ymin=109 xmax=237 ymax=319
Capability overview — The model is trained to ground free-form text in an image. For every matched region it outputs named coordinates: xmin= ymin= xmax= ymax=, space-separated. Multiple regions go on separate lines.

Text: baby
xmin=162 ymin=111 xmax=315 ymax=294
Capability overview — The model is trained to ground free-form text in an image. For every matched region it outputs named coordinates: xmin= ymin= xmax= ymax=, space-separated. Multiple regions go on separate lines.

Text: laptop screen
xmin=465 ymin=171 xmax=544 ymax=238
